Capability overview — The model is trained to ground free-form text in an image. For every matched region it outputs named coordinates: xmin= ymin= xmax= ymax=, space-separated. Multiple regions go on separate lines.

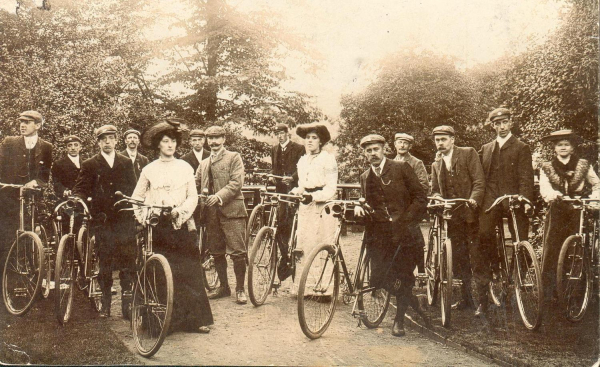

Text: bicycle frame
xmin=563 ymin=199 xmax=599 ymax=288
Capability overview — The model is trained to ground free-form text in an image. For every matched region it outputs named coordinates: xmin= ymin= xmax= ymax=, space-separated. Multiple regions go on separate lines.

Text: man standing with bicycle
xmin=478 ymin=108 xmax=534 ymax=315
xmin=119 ymin=129 xmax=149 ymax=182
xmin=51 ymin=135 xmax=82 ymax=198
xmin=354 ymin=134 xmax=428 ymax=337
xmin=73 ymin=125 xmax=137 ymax=318
xmin=430 ymin=126 xmax=487 ymax=315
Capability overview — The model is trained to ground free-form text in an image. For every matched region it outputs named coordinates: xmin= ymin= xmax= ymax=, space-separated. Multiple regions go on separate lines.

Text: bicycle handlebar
xmin=427 ymin=196 xmax=472 ymax=208
xmin=560 ymin=197 xmax=600 ymax=205
xmin=54 ymin=196 xmax=91 ymax=216
xmin=485 ymin=194 xmax=532 ymax=214
xmin=0 ymin=182 xmax=41 ymax=192
xmin=114 ymin=191 xmax=172 ymax=211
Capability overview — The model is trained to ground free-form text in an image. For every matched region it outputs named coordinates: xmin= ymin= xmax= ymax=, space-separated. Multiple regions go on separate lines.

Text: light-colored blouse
xmin=539 ymin=158 xmax=600 ymax=202
xmin=292 ymin=149 xmax=338 ymax=202
xmin=131 ymin=157 xmax=198 ymax=230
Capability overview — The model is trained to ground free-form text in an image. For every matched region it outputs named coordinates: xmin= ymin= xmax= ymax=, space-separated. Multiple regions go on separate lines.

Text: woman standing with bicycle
xmin=132 ymin=119 xmax=214 ymax=333
xmin=539 ymin=130 xmax=600 ymax=306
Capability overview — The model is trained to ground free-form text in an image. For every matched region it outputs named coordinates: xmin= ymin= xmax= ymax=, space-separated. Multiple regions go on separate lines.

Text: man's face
xmin=98 ymin=134 xmax=117 ymax=154
xmin=492 ymin=117 xmax=513 ymax=138
xmin=207 ymin=135 xmax=225 ymax=152
xmin=276 ymin=130 xmax=289 ymax=145
xmin=19 ymin=119 xmax=40 ymax=137
xmin=363 ymin=143 xmax=385 ymax=166
xmin=125 ymin=133 xmax=140 ymax=150
xmin=190 ymin=136 xmax=206 ymax=151
xmin=66 ymin=142 xmax=82 ymax=157
xmin=434 ymin=134 xmax=455 ymax=154
xmin=394 ymin=139 xmax=411 ymax=155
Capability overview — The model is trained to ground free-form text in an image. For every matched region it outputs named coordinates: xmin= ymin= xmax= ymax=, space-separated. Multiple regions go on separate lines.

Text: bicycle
xmin=424 ymin=197 xmax=472 ymax=327
xmin=245 ymin=170 xmax=281 ymax=251
xmin=486 ymin=194 xmax=543 ymax=330
xmin=115 ymin=191 xmax=174 ymax=358
xmin=198 ymin=189 xmax=219 ymax=292
xmin=247 ymin=192 xmax=301 ymax=306
xmin=556 ymin=197 xmax=599 ymax=322
xmin=297 ymin=199 xmax=391 ymax=340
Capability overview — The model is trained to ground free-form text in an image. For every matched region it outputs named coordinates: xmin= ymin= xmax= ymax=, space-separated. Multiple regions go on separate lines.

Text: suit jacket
xmin=479 ymin=135 xmax=534 ymax=207
xmin=73 ymin=153 xmax=137 ymax=218
xmin=359 ymin=159 xmax=427 ymax=226
xmin=196 ymin=149 xmax=247 ymax=219
xmin=271 ymin=141 xmax=304 ymax=192
xmin=394 ymin=153 xmax=430 ymax=195
xmin=181 ymin=148 xmax=210 ymax=174
xmin=51 ymin=155 xmax=81 ymax=196
xmin=0 ymin=136 xmax=52 ymax=186
xmin=119 ymin=150 xmax=149 ymax=182
xmin=431 ymin=146 xmax=485 ymax=206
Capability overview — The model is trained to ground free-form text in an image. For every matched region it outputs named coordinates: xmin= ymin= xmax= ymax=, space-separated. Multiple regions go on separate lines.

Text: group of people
xmin=0 ymin=107 xmax=597 ymax=339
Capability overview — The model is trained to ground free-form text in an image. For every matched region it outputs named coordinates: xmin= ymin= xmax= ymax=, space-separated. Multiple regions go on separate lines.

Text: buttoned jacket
xmin=271 ymin=140 xmax=305 ymax=191
xmin=51 ymin=155 xmax=81 ymax=195
xmin=431 ymin=146 xmax=485 ymax=206
xmin=0 ymin=136 xmax=52 ymax=186
xmin=119 ymin=150 xmax=149 ymax=182
xmin=394 ymin=152 xmax=429 ymax=195
xmin=181 ymin=148 xmax=210 ymax=174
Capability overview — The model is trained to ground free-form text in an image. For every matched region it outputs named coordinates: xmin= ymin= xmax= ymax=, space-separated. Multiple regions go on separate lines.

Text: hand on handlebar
xmin=24 ymin=180 xmax=39 ymax=189
xmin=301 ymin=194 xmax=313 ymax=205
xmin=282 ymin=176 xmax=293 ymax=185
xmin=467 ymin=198 xmax=477 ymax=208
xmin=354 ymin=205 xmax=366 ymax=218
xmin=206 ymin=195 xmax=220 ymax=207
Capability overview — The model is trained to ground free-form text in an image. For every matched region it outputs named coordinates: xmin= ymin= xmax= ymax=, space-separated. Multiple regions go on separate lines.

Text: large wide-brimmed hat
xmin=541 ymin=129 xmax=580 ymax=143
xmin=141 ymin=118 xmax=189 ymax=148
xmin=296 ymin=123 xmax=331 ymax=145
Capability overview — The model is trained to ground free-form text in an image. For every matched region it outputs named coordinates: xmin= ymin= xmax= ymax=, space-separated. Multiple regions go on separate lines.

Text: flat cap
xmin=94 ymin=125 xmax=118 ymax=139
xmin=205 ymin=125 xmax=226 ymax=137
xmin=431 ymin=125 xmax=455 ymax=136
xmin=394 ymin=133 xmax=414 ymax=143
xmin=488 ymin=107 xmax=511 ymax=122
xmin=274 ymin=123 xmax=289 ymax=133
xmin=296 ymin=123 xmax=331 ymax=145
xmin=18 ymin=110 xmax=43 ymax=124
xmin=64 ymin=135 xmax=82 ymax=144
xmin=123 ymin=129 xmax=141 ymax=138
xmin=189 ymin=129 xmax=205 ymax=137
xmin=542 ymin=129 xmax=579 ymax=143
xmin=359 ymin=134 xmax=386 ymax=148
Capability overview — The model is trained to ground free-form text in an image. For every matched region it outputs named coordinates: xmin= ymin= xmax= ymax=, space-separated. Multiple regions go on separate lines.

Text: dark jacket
xmin=479 ymin=135 xmax=534 ymax=207
xmin=271 ymin=140 xmax=305 ymax=192
xmin=119 ymin=150 xmax=149 ymax=182
xmin=431 ymin=146 xmax=486 ymax=206
xmin=0 ymin=136 xmax=52 ymax=186
xmin=51 ymin=155 xmax=81 ymax=196
xmin=181 ymin=149 xmax=211 ymax=174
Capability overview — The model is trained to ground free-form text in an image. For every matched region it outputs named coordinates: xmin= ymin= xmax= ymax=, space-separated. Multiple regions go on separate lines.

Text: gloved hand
xmin=301 ymin=193 xmax=313 ymax=205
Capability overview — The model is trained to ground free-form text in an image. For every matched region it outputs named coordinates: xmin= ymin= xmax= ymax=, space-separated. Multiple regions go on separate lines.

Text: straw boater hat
xmin=296 ymin=123 xmax=331 ymax=145
xmin=141 ymin=118 xmax=189 ymax=148
xmin=541 ymin=129 xmax=579 ymax=144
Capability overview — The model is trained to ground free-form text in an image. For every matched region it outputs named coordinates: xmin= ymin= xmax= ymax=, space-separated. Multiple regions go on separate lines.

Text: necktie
xmin=374 ymin=166 xmax=381 ymax=176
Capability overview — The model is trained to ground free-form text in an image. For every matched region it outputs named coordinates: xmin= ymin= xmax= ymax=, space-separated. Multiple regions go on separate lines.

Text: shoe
xmin=475 ymin=302 xmax=489 ymax=316
xmin=392 ymin=320 xmax=405 ymax=337
xmin=208 ymin=286 xmax=231 ymax=300
xmin=198 ymin=326 xmax=210 ymax=334
xmin=236 ymin=290 xmax=248 ymax=304
xmin=451 ymin=299 xmax=474 ymax=310
xmin=99 ymin=308 xmax=111 ymax=318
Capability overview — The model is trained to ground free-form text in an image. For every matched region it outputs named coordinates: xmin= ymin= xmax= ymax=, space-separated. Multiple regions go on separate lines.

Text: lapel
xmin=273 ymin=145 xmax=280 ymax=165
xmin=451 ymin=147 xmax=459 ymax=170
xmin=33 ymin=139 xmax=43 ymax=161
xmin=191 ymin=151 xmax=200 ymax=167
xmin=380 ymin=158 xmax=391 ymax=178
xmin=483 ymin=142 xmax=493 ymax=173
xmin=65 ymin=155 xmax=79 ymax=170
xmin=211 ymin=149 xmax=225 ymax=165
xmin=202 ymin=159 xmax=211 ymax=189
xmin=95 ymin=153 xmax=112 ymax=172
xmin=501 ymin=135 xmax=516 ymax=151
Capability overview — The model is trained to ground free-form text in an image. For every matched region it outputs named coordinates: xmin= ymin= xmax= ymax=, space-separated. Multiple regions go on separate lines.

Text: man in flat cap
xmin=478 ymin=108 xmax=534 ymax=314
xmin=430 ymin=125 xmax=487 ymax=315
xmin=354 ymin=134 xmax=428 ymax=337
xmin=182 ymin=128 xmax=210 ymax=174
xmin=51 ymin=135 xmax=83 ymax=198
xmin=0 ymin=110 xmax=53 ymax=291
xmin=196 ymin=125 xmax=249 ymax=304
xmin=119 ymin=129 xmax=149 ymax=182
xmin=73 ymin=125 xmax=137 ymax=318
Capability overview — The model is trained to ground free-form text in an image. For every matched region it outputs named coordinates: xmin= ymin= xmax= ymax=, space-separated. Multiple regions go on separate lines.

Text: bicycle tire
xmin=440 ymin=238 xmax=452 ymax=328
xmin=246 ymin=204 xmax=265 ymax=252
xmin=198 ymin=228 xmax=219 ymax=292
xmin=2 ymin=231 xmax=45 ymax=316
xmin=297 ymin=243 xmax=339 ymax=340
xmin=132 ymin=253 xmax=174 ymax=358
xmin=55 ymin=234 xmax=76 ymax=325
xmin=357 ymin=255 xmax=391 ymax=328
xmin=557 ymin=235 xmax=591 ymax=322
xmin=248 ymin=226 xmax=277 ymax=306
xmin=425 ymin=227 xmax=438 ymax=306
xmin=513 ymin=241 xmax=543 ymax=330
xmin=87 ymin=235 xmax=102 ymax=313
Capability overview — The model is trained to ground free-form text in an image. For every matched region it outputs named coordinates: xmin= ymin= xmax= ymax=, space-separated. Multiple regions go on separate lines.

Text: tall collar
xmin=557 ymin=155 xmax=571 ymax=165
xmin=395 ymin=152 xmax=412 ymax=162
xmin=126 ymin=148 xmax=137 ymax=158
xmin=280 ymin=140 xmax=290 ymax=150
xmin=24 ymin=134 xmax=39 ymax=149
xmin=371 ymin=157 xmax=387 ymax=173
xmin=68 ymin=154 xmax=80 ymax=168
xmin=101 ymin=151 xmax=116 ymax=167
xmin=210 ymin=147 xmax=224 ymax=160
xmin=193 ymin=148 xmax=204 ymax=160
xmin=496 ymin=132 xmax=512 ymax=148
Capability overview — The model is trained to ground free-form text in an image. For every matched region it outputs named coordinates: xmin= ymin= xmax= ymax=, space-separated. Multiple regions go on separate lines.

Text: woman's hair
xmin=153 ymin=129 xmax=182 ymax=150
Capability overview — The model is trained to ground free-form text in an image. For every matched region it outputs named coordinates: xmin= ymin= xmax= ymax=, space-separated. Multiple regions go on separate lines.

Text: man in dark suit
xmin=51 ymin=135 xmax=82 ymax=198
xmin=119 ymin=129 xmax=149 ymax=182
xmin=181 ymin=129 xmax=210 ymax=174
xmin=430 ymin=125 xmax=488 ymax=315
xmin=73 ymin=125 xmax=137 ymax=317
xmin=270 ymin=123 xmax=304 ymax=279
xmin=0 ymin=110 xmax=53 ymax=286
xmin=354 ymin=134 xmax=428 ymax=337
xmin=478 ymin=108 xmax=534 ymax=313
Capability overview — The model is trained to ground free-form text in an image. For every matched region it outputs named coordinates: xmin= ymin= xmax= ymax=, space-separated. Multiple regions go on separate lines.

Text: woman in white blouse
xmin=290 ymin=123 xmax=338 ymax=294
xmin=539 ymin=129 xmax=600 ymax=305
xmin=132 ymin=120 xmax=213 ymax=333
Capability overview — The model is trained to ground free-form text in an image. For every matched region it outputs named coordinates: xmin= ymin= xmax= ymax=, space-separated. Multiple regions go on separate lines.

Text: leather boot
xmin=452 ymin=281 xmax=475 ymax=310
xmin=232 ymin=255 xmax=247 ymax=293
xmin=393 ymin=290 xmax=408 ymax=337
xmin=100 ymin=292 xmax=111 ymax=318
xmin=214 ymin=255 xmax=229 ymax=289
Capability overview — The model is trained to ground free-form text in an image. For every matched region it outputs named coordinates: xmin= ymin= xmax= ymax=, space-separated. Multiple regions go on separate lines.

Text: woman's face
xmin=554 ymin=139 xmax=574 ymax=159
xmin=305 ymin=131 xmax=321 ymax=153
xmin=159 ymin=135 xmax=177 ymax=158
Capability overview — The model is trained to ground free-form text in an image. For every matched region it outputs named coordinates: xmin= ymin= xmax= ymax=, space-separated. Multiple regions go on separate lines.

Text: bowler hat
xmin=431 ymin=125 xmax=455 ymax=136
xmin=394 ymin=133 xmax=414 ymax=143
xmin=18 ymin=110 xmax=43 ymax=124
xmin=205 ymin=125 xmax=226 ymax=137
xmin=296 ymin=123 xmax=331 ymax=145
xmin=123 ymin=129 xmax=141 ymax=138
xmin=488 ymin=108 xmax=511 ymax=122
xmin=64 ymin=135 xmax=82 ymax=144
xmin=359 ymin=134 xmax=386 ymax=148
xmin=190 ymin=129 xmax=205 ymax=138
xmin=274 ymin=123 xmax=289 ymax=133
xmin=542 ymin=129 xmax=579 ymax=143
xmin=94 ymin=125 xmax=118 ymax=139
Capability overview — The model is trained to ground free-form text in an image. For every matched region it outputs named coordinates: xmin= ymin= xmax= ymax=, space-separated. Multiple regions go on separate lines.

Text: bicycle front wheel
xmin=297 ymin=243 xmax=339 ymax=339
xmin=3 ymin=231 xmax=45 ymax=315
xmin=513 ymin=241 xmax=543 ymax=330
xmin=248 ymin=226 xmax=277 ymax=306
xmin=246 ymin=204 xmax=265 ymax=252
xmin=132 ymin=254 xmax=173 ymax=358
xmin=557 ymin=235 xmax=591 ymax=322
xmin=55 ymin=234 xmax=77 ymax=325
xmin=357 ymin=255 xmax=391 ymax=328
xmin=440 ymin=238 xmax=452 ymax=328
xmin=425 ymin=227 xmax=438 ymax=306
xmin=489 ymin=268 xmax=509 ymax=307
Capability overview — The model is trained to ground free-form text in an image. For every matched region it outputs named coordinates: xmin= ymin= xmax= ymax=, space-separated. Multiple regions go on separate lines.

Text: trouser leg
xmin=409 ymin=223 xmax=426 ymax=273
xmin=465 ymin=221 xmax=491 ymax=305
xmin=232 ymin=254 xmax=246 ymax=292
xmin=214 ymin=254 xmax=229 ymax=289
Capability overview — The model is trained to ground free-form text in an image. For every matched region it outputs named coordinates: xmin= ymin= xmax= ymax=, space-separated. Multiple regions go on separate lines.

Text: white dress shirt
xmin=68 ymin=155 xmax=80 ymax=169
xmin=126 ymin=148 xmax=137 ymax=163
xmin=193 ymin=149 xmax=205 ymax=163
xmin=280 ymin=139 xmax=290 ymax=151
xmin=24 ymin=134 xmax=39 ymax=149
xmin=101 ymin=151 xmax=116 ymax=168
xmin=292 ymin=150 xmax=338 ymax=202
xmin=442 ymin=148 xmax=454 ymax=170
xmin=371 ymin=157 xmax=387 ymax=176
xmin=496 ymin=132 xmax=512 ymax=149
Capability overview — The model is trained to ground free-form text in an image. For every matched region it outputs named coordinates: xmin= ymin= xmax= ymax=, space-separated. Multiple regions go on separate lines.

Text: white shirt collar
xmin=210 ymin=147 xmax=224 ymax=160
xmin=193 ymin=148 xmax=204 ymax=161
xmin=371 ymin=157 xmax=387 ymax=174
xmin=101 ymin=151 xmax=116 ymax=168
xmin=126 ymin=148 xmax=137 ymax=159
xmin=280 ymin=139 xmax=290 ymax=150
xmin=496 ymin=132 xmax=512 ymax=148
xmin=442 ymin=148 xmax=454 ymax=169
xmin=24 ymin=134 xmax=38 ymax=149
xmin=68 ymin=155 xmax=80 ymax=168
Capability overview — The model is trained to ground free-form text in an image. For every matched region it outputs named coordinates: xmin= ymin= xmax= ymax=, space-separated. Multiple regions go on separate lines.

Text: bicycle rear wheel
xmin=3 ymin=231 xmax=45 ymax=315
xmin=248 ymin=226 xmax=277 ymax=306
xmin=513 ymin=241 xmax=543 ymax=330
xmin=440 ymin=239 xmax=452 ymax=327
xmin=246 ymin=204 xmax=265 ymax=252
xmin=132 ymin=254 xmax=173 ymax=358
xmin=557 ymin=235 xmax=591 ymax=322
xmin=55 ymin=234 xmax=76 ymax=325
xmin=425 ymin=227 xmax=438 ymax=306
xmin=357 ymin=255 xmax=391 ymax=328
xmin=297 ymin=243 xmax=339 ymax=339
